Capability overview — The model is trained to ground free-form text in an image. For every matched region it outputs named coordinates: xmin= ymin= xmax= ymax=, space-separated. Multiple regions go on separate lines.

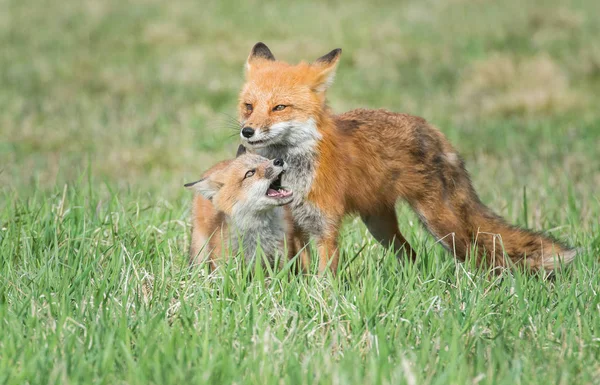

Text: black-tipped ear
xmin=249 ymin=42 xmax=275 ymax=61
xmin=236 ymin=144 xmax=247 ymax=158
xmin=184 ymin=179 xmax=203 ymax=188
xmin=312 ymin=48 xmax=342 ymax=93
xmin=315 ymin=48 xmax=342 ymax=65
xmin=246 ymin=42 xmax=275 ymax=73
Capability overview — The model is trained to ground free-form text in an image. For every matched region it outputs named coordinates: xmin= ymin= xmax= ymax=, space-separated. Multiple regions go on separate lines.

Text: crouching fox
xmin=186 ymin=149 xmax=298 ymax=270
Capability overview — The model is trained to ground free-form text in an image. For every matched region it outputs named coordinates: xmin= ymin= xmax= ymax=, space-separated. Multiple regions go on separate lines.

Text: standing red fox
xmin=237 ymin=42 xmax=577 ymax=274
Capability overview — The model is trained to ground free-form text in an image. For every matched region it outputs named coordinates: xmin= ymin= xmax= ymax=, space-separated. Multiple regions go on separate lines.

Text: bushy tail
xmin=407 ymin=148 xmax=576 ymax=272
xmin=465 ymin=205 xmax=577 ymax=271
xmin=399 ymin=122 xmax=577 ymax=272
xmin=414 ymin=190 xmax=577 ymax=272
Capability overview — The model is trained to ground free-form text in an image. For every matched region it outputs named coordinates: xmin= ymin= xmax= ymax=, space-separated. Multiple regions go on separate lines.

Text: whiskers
xmin=204 ymin=111 xmax=243 ymax=139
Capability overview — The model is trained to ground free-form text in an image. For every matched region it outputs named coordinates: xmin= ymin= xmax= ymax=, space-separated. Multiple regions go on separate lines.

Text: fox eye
xmin=244 ymin=169 xmax=256 ymax=179
xmin=273 ymin=105 xmax=286 ymax=112
xmin=244 ymin=103 xmax=253 ymax=112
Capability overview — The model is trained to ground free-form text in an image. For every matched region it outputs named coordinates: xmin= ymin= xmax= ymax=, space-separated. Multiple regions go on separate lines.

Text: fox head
xmin=185 ymin=148 xmax=293 ymax=218
xmin=238 ymin=42 xmax=342 ymax=151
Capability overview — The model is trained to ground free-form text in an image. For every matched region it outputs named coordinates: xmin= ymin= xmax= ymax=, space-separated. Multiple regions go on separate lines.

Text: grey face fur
xmin=186 ymin=154 xmax=293 ymax=267
xmin=229 ymin=155 xmax=292 ymax=216
xmin=225 ymin=155 xmax=292 ymax=267
xmin=254 ymin=128 xmax=328 ymax=240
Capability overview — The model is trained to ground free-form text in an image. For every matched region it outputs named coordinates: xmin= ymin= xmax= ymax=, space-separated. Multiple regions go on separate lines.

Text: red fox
xmin=186 ymin=149 xmax=296 ymax=270
xmin=237 ymin=42 xmax=577 ymax=274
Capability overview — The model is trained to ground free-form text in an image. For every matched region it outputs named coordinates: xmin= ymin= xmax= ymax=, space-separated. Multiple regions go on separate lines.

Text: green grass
xmin=1 ymin=0 xmax=600 ymax=384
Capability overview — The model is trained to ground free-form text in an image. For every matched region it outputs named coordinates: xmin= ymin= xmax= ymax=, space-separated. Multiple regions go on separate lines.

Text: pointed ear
xmin=246 ymin=42 xmax=276 ymax=73
xmin=312 ymin=48 xmax=342 ymax=93
xmin=184 ymin=177 xmax=223 ymax=200
xmin=236 ymin=144 xmax=247 ymax=158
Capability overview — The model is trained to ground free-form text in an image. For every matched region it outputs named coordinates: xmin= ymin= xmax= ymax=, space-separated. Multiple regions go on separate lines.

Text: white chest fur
xmin=228 ymin=208 xmax=288 ymax=266
xmin=257 ymin=145 xmax=328 ymax=239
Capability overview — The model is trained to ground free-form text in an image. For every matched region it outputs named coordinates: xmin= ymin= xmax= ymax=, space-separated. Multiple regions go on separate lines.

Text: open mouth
xmin=247 ymin=138 xmax=269 ymax=146
xmin=266 ymin=172 xmax=293 ymax=199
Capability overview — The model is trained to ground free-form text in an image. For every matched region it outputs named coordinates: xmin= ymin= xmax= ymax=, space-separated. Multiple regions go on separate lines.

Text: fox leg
xmin=297 ymin=238 xmax=311 ymax=273
xmin=289 ymin=229 xmax=311 ymax=274
xmin=317 ymin=233 xmax=340 ymax=275
xmin=190 ymin=227 xmax=211 ymax=266
xmin=361 ymin=210 xmax=416 ymax=261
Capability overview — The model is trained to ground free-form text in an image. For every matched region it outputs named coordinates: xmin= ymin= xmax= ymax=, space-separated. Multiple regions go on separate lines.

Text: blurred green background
xmin=2 ymin=1 xmax=600 ymax=384
xmin=2 ymin=0 xmax=599 ymax=230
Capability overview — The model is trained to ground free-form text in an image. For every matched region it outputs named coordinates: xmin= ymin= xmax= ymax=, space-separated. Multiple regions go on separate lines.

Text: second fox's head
xmin=185 ymin=150 xmax=293 ymax=217
xmin=238 ymin=42 xmax=341 ymax=150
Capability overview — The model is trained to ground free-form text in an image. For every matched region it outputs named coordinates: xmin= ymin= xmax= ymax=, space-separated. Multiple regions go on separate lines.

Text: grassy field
xmin=2 ymin=0 xmax=600 ymax=383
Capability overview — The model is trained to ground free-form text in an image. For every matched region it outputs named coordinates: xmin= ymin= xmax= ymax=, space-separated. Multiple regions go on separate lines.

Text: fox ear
xmin=312 ymin=48 xmax=342 ymax=93
xmin=246 ymin=42 xmax=276 ymax=73
xmin=236 ymin=144 xmax=247 ymax=158
xmin=184 ymin=177 xmax=223 ymax=200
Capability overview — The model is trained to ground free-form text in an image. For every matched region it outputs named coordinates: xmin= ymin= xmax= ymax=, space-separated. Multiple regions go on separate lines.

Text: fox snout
xmin=240 ymin=125 xmax=268 ymax=141
xmin=239 ymin=122 xmax=274 ymax=146
xmin=265 ymin=158 xmax=286 ymax=179
xmin=241 ymin=126 xmax=255 ymax=138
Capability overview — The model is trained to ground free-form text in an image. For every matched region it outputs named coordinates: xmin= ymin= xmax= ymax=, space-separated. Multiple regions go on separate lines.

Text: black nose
xmin=241 ymin=127 xmax=255 ymax=138
xmin=273 ymin=158 xmax=284 ymax=167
